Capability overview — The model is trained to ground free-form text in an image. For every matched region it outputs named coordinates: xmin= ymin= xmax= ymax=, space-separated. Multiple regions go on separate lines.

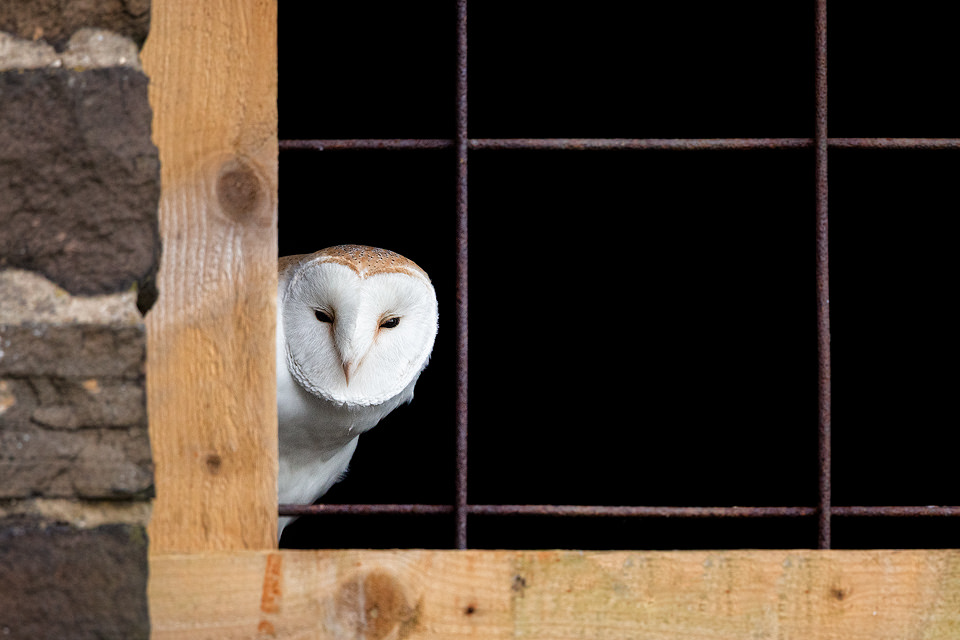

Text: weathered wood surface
xmin=141 ymin=0 xmax=278 ymax=552
xmin=150 ymin=549 xmax=960 ymax=639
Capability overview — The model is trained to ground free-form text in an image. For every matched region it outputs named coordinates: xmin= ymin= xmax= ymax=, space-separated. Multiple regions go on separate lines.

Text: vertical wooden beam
xmin=142 ymin=0 xmax=278 ymax=552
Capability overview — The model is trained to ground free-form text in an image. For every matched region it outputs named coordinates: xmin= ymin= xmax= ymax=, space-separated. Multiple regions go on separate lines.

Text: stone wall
xmin=0 ymin=4 xmax=158 ymax=637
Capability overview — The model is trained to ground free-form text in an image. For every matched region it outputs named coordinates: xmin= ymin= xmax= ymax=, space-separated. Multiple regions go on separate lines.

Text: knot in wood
xmin=334 ymin=570 xmax=420 ymax=640
xmin=216 ymin=158 xmax=270 ymax=226
xmin=205 ymin=453 xmax=223 ymax=475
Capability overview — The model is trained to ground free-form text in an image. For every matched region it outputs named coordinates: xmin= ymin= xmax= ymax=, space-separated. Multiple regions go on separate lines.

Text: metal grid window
xmin=278 ymin=1 xmax=959 ymax=550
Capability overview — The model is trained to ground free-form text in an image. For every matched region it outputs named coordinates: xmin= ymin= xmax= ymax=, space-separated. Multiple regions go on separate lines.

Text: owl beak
xmin=333 ymin=318 xmax=366 ymax=386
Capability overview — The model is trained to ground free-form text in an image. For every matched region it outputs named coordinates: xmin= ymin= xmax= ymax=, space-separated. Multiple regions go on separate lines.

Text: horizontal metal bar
xmin=832 ymin=506 xmax=960 ymax=517
xmin=281 ymin=504 xmax=960 ymax=518
xmin=279 ymin=504 xmax=454 ymax=516
xmin=466 ymin=505 xmax=817 ymax=518
xmin=830 ymin=137 xmax=960 ymax=149
xmin=280 ymin=138 xmax=960 ymax=152
xmin=280 ymin=139 xmax=452 ymax=151
xmin=470 ymin=138 xmax=811 ymax=150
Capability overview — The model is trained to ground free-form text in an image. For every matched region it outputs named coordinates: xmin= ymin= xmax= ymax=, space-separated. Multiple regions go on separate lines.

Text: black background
xmin=278 ymin=1 xmax=957 ymax=550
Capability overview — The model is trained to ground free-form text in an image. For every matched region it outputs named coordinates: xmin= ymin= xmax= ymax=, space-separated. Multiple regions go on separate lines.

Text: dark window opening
xmin=278 ymin=1 xmax=959 ymax=550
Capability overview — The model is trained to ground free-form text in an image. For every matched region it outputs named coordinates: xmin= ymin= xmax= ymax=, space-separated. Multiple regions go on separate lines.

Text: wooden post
xmin=142 ymin=0 xmax=278 ymax=552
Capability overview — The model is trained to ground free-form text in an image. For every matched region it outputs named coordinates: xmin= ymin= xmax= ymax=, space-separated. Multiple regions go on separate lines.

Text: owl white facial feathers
xmin=277 ymin=245 xmax=438 ymax=538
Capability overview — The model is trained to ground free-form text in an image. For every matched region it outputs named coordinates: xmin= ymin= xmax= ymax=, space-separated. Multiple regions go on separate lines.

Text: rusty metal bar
xmin=829 ymin=137 xmax=960 ymax=149
xmin=814 ymin=0 xmax=832 ymax=551
xmin=280 ymin=139 xmax=452 ymax=151
xmin=467 ymin=506 xmax=817 ymax=518
xmin=280 ymin=505 xmax=815 ymax=518
xmin=279 ymin=504 xmax=454 ymax=516
xmin=454 ymin=0 xmax=469 ymax=551
xmin=832 ymin=506 xmax=960 ymax=517
xmin=280 ymin=504 xmax=960 ymax=519
xmin=476 ymin=137 xmax=960 ymax=150
xmin=279 ymin=138 xmax=960 ymax=152
xmin=282 ymin=138 xmax=810 ymax=151
xmin=470 ymin=138 xmax=810 ymax=150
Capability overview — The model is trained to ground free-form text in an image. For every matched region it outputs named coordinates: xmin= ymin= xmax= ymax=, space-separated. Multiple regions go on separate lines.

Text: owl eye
xmin=380 ymin=317 xmax=400 ymax=329
xmin=314 ymin=309 xmax=333 ymax=323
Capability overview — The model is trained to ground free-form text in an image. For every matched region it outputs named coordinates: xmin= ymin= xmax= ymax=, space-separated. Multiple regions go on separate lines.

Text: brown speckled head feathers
xmin=281 ymin=245 xmax=430 ymax=281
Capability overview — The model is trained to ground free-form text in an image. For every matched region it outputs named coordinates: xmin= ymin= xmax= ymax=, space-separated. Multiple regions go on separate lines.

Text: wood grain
xmin=141 ymin=0 xmax=278 ymax=552
xmin=150 ymin=548 xmax=960 ymax=639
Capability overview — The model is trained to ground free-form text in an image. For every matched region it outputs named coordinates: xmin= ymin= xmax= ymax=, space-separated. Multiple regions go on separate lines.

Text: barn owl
xmin=276 ymin=245 xmax=438 ymax=538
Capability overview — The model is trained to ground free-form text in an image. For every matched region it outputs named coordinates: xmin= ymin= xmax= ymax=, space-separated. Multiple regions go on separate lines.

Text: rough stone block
xmin=0 ymin=518 xmax=149 ymax=639
xmin=1 ymin=270 xmax=153 ymax=500
xmin=0 ymin=0 xmax=150 ymax=51
xmin=0 ymin=65 xmax=160 ymax=297
xmin=0 ymin=416 xmax=153 ymax=500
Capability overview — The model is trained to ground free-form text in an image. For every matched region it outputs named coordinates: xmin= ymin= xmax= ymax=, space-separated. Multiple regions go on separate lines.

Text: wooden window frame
xmin=144 ymin=0 xmax=960 ymax=636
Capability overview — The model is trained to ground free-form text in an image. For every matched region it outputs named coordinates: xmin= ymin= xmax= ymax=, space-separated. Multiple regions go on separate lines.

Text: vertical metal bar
xmin=814 ymin=0 xmax=832 ymax=550
xmin=454 ymin=0 xmax=470 ymax=550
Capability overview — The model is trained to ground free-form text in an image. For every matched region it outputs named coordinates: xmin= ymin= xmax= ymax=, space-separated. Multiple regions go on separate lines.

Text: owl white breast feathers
xmin=277 ymin=245 xmax=438 ymax=537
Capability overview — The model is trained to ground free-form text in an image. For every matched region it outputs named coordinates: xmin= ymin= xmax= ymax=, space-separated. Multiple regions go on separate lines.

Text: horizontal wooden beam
xmin=150 ymin=549 xmax=960 ymax=639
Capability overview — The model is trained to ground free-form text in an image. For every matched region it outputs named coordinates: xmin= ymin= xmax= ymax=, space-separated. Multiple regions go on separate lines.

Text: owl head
xmin=279 ymin=245 xmax=438 ymax=407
